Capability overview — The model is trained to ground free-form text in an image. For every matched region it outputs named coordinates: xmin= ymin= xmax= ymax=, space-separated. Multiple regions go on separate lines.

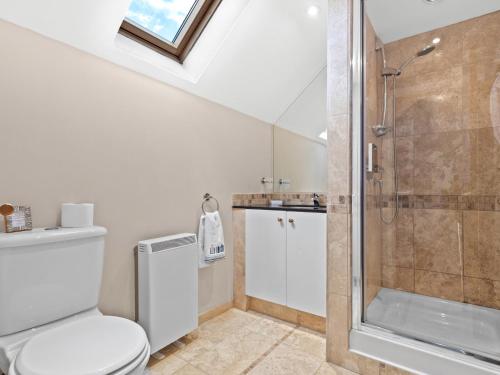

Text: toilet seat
xmin=11 ymin=316 xmax=149 ymax=375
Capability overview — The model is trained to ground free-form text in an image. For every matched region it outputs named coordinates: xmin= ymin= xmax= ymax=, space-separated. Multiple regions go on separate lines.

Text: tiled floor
xmin=145 ymin=308 xmax=356 ymax=375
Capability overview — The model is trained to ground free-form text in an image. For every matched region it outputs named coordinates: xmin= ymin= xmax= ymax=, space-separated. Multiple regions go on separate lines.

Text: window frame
xmin=119 ymin=0 xmax=223 ymax=63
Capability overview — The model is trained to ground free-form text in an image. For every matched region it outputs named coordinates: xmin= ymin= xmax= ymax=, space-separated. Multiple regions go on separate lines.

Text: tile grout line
xmin=240 ymin=325 xmax=299 ymax=374
xmin=185 ymin=361 xmax=209 ymax=375
xmin=180 ymin=348 xmax=210 ymax=375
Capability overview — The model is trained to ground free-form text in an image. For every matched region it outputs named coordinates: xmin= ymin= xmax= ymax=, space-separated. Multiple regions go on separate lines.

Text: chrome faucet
xmin=312 ymin=193 xmax=320 ymax=207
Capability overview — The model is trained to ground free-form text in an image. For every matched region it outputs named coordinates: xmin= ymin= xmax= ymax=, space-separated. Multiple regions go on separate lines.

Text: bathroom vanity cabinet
xmin=245 ymin=210 xmax=287 ymax=306
xmin=245 ymin=209 xmax=326 ymax=317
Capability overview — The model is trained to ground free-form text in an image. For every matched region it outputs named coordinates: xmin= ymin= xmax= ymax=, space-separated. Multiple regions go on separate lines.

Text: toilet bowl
xmin=7 ymin=316 xmax=150 ymax=375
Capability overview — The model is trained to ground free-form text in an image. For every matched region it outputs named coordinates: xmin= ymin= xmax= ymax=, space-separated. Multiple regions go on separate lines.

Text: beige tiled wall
xmin=232 ymin=209 xmax=247 ymax=311
xmin=326 ymin=0 xmax=384 ymax=373
xmin=379 ymin=11 xmax=500 ymax=309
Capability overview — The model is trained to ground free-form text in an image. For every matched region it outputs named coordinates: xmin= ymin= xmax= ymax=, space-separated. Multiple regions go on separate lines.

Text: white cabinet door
xmin=286 ymin=212 xmax=326 ymax=317
xmin=245 ymin=209 xmax=287 ymax=305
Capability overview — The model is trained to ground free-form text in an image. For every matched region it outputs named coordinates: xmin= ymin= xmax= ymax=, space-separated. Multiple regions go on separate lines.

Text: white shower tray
xmin=366 ymin=288 xmax=500 ymax=362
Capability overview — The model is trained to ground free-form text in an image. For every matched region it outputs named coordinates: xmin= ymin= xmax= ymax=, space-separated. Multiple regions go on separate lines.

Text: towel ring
xmin=202 ymin=193 xmax=220 ymax=214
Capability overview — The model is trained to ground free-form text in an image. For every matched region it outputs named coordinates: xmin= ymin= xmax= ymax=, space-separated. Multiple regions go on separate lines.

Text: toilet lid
xmin=15 ymin=316 xmax=148 ymax=375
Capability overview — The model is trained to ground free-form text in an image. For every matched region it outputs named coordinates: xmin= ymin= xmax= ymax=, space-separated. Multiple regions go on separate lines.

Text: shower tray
xmin=366 ymin=288 xmax=500 ymax=363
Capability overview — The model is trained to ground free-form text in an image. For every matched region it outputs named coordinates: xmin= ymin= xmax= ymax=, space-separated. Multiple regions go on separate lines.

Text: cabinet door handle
xmin=277 ymin=217 xmax=283 ymax=223
xmin=288 ymin=218 xmax=295 ymax=224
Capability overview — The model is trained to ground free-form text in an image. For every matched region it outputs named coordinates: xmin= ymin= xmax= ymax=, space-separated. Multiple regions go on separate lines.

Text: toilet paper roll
xmin=61 ymin=203 xmax=94 ymax=228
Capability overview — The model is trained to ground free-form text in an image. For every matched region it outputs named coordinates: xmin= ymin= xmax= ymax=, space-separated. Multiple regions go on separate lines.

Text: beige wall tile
xmin=380 ymin=137 xmax=414 ymax=195
xmin=394 ymin=67 xmax=464 ymax=137
xmin=382 ymin=209 xmax=413 ymax=268
xmin=298 ymin=311 xmax=327 ymax=334
xmin=413 ymin=131 xmax=474 ymax=195
xmin=328 ymin=114 xmax=351 ymax=195
xmin=382 ymin=265 xmax=414 ymax=292
xmin=414 ymin=209 xmax=462 ymax=274
xmin=248 ymin=297 xmax=298 ymax=325
xmin=462 ymin=11 xmax=500 ymax=65
xmin=364 ymin=16 xmax=382 ymax=154
xmin=356 ymin=358 xmax=382 ymax=375
xmin=232 ymin=209 xmax=248 ymax=310
xmin=381 ymin=212 xmax=396 ymax=266
xmin=395 ymin=137 xmax=414 ymax=194
xmin=463 ymin=211 xmax=500 ymax=281
xmin=415 ymin=270 xmax=463 ymax=302
xmin=326 ymin=293 xmax=350 ymax=365
xmin=463 ymin=60 xmax=500 ymax=130
xmin=326 ymin=293 xmax=380 ymax=375
xmin=365 ymin=70 xmax=379 ymax=133
xmin=328 ymin=212 xmax=350 ymax=296
xmin=327 ymin=0 xmax=350 ymax=117
xmin=198 ymin=302 xmax=234 ymax=325
xmin=246 ymin=297 xmax=327 ymax=334
xmin=464 ymin=277 xmax=500 ymax=309
xmin=364 ymin=209 xmax=382 ymax=305
xmin=472 ymin=127 xmax=500 ymax=195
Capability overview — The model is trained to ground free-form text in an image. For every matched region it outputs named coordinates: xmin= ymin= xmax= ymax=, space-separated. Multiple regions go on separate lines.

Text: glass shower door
xmin=361 ymin=0 xmax=500 ymax=365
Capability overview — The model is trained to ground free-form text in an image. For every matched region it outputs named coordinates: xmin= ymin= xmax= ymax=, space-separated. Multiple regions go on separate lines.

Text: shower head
xmin=397 ymin=42 xmax=437 ymax=74
xmin=416 ymin=44 xmax=436 ymax=57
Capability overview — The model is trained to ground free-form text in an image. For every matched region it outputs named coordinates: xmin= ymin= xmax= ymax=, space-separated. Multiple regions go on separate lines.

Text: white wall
xmin=0 ymin=20 xmax=273 ymax=319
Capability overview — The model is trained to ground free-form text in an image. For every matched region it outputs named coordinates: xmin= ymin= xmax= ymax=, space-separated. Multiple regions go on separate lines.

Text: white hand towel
xmin=198 ymin=211 xmax=225 ymax=262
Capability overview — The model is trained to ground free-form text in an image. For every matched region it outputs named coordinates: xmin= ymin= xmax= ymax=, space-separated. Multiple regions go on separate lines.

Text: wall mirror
xmin=272 ymin=68 xmax=327 ymax=193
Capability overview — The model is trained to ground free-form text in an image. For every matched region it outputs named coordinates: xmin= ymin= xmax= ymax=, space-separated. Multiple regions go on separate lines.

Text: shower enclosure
xmin=350 ymin=0 xmax=500 ymax=373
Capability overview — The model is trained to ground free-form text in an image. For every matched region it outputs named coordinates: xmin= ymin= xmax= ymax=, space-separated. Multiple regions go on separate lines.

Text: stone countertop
xmin=232 ymin=204 xmax=326 ymax=213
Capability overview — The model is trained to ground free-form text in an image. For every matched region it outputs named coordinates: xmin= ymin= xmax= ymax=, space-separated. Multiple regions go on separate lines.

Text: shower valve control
xmin=367 ymin=143 xmax=379 ymax=173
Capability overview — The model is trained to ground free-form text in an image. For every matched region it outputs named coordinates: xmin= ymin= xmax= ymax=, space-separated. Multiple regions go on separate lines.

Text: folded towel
xmin=198 ymin=211 xmax=225 ymax=262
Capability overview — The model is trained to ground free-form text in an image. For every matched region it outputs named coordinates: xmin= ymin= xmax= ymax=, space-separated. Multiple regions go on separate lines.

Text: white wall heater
xmin=138 ymin=233 xmax=198 ymax=354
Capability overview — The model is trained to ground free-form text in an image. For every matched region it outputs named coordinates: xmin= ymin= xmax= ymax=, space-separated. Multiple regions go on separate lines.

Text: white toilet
xmin=0 ymin=227 xmax=150 ymax=375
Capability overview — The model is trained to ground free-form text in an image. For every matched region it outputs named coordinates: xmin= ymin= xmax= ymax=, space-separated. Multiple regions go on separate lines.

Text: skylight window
xmin=126 ymin=0 xmax=197 ymax=43
xmin=120 ymin=0 xmax=222 ymax=63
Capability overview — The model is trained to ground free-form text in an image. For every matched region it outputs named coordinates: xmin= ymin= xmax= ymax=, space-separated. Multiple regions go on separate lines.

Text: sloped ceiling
xmin=367 ymin=0 xmax=500 ymax=43
xmin=0 ymin=0 xmax=327 ymax=124
xmin=277 ymin=67 xmax=326 ymax=142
